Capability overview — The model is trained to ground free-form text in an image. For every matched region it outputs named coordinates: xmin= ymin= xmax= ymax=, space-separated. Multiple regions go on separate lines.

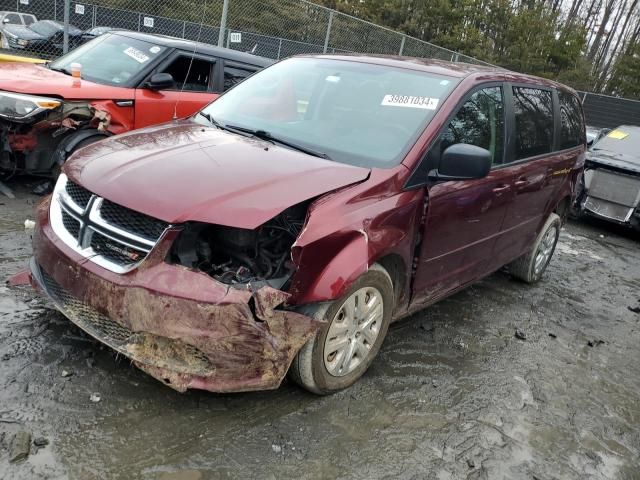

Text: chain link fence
xmin=0 ymin=0 xmax=493 ymax=64
xmin=0 ymin=0 xmax=638 ymax=128
xmin=578 ymin=91 xmax=640 ymax=129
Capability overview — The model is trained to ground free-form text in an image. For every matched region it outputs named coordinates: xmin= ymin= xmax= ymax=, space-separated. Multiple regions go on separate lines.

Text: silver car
xmin=0 ymin=11 xmax=37 ymax=49
xmin=579 ymin=125 xmax=640 ymax=230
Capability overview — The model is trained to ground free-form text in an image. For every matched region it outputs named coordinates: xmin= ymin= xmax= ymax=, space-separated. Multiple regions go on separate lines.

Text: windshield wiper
xmin=225 ymin=125 xmax=332 ymax=160
xmin=198 ymin=112 xmax=258 ymax=138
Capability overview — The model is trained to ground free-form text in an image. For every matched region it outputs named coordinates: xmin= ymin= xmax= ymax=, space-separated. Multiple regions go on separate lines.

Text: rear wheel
xmin=508 ymin=213 xmax=561 ymax=283
xmin=289 ymin=263 xmax=394 ymax=395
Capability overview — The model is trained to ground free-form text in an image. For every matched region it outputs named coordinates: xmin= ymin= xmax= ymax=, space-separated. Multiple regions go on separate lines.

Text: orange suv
xmin=0 ymin=30 xmax=271 ymax=177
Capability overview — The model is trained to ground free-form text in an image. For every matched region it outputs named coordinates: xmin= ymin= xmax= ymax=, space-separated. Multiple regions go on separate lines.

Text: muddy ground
xmin=1 ymin=179 xmax=639 ymax=480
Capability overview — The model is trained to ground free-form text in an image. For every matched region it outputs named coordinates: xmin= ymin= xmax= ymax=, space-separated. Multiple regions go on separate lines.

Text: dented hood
xmin=0 ymin=63 xmax=134 ymax=100
xmin=64 ymin=121 xmax=370 ymax=229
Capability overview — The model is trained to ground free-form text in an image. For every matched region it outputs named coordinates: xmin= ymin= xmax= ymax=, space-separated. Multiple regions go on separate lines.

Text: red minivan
xmin=25 ymin=55 xmax=585 ymax=394
xmin=0 ymin=30 xmax=271 ymax=176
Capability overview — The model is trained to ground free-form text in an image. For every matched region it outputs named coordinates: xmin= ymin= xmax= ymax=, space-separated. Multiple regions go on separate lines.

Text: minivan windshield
xmin=49 ymin=33 xmax=167 ymax=87
xmin=197 ymin=57 xmax=459 ymax=168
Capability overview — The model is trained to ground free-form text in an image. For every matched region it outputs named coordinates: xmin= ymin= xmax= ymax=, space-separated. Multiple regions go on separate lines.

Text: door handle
xmin=514 ymin=177 xmax=529 ymax=188
xmin=492 ymin=184 xmax=511 ymax=194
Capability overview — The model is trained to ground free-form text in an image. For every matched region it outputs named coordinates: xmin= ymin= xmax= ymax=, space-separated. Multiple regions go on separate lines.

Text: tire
xmin=52 ymin=135 xmax=104 ymax=179
xmin=508 ymin=213 xmax=561 ymax=284
xmin=289 ymin=263 xmax=394 ymax=395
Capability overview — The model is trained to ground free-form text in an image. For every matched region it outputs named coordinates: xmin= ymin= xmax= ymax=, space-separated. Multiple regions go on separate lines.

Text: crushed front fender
xmin=31 ymin=199 xmax=322 ymax=393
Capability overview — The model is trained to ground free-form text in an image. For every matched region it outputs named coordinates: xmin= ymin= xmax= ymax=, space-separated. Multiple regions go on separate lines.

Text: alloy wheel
xmin=534 ymin=225 xmax=558 ymax=276
xmin=323 ymin=287 xmax=384 ymax=377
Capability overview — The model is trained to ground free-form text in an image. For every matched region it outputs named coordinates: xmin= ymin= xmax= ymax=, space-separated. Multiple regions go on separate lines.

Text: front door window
xmin=161 ymin=56 xmax=214 ymax=92
xmin=441 ymin=86 xmax=505 ymax=165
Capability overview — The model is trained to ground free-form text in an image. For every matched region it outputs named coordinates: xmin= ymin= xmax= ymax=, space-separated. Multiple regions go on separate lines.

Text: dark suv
xmin=24 ymin=55 xmax=585 ymax=394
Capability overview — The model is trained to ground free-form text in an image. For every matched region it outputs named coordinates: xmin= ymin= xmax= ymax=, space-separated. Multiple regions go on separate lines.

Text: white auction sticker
xmin=75 ymin=4 xmax=85 ymax=14
xmin=123 ymin=46 xmax=149 ymax=63
xmin=381 ymin=95 xmax=439 ymax=110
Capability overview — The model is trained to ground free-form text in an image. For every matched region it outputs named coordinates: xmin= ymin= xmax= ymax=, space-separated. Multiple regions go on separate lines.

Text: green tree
xmin=608 ymin=41 xmax=640 ymax=98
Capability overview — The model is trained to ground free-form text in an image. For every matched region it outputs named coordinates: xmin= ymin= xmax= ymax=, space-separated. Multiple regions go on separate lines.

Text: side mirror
xmin=145 ymin=73 xmax=175 ymax=91
xmin=430 ymin=143 xmax=492 ymax=181
xmin=2 ymin=18 xmax=10 ymax=24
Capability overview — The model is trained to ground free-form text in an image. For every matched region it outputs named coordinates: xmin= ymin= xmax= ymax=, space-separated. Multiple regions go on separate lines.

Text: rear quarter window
xmin=559 ymin=91 xmax=585 ymax=149
xmin=22 ymin=14 xmax=36 ymax=25
xmin=223 ymin=64 xmax=257 ymax=91
xmin=512 ymin=87 xmax=554 ymax=160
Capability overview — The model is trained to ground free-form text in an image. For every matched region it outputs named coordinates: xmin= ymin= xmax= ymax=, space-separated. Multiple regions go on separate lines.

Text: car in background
xmin=0 ymin=11 xmax=37 ymax=48
xmin=577 ymin=125 xmax=640 ymax=230
xmin=0 ymin=11 xmax=36 ymax=26
xmin=80 ymin=26 xmax=113 ymax=44
xmin=0 ymin=30 xmax=272 ymax=177
xmin=0 ymin=19 xmax=83 ymax=57
xmin=25 ymin=56 xmax=584 ymax=395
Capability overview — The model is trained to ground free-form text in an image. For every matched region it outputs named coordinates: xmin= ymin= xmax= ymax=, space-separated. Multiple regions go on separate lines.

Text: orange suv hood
xmin=0 ymin=62 xmax=133 ymax=100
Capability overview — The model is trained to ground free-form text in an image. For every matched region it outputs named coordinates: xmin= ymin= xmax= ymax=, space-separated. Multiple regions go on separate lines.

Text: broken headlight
xmin=169 ymin=204 xmax=308 ymax=289
xmin=0 ymin=91 xmax=62 ymax=122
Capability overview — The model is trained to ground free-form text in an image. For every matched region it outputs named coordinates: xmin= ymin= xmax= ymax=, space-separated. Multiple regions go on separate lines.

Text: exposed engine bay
xmin=170 ymin=203 xmax=308 ymax=289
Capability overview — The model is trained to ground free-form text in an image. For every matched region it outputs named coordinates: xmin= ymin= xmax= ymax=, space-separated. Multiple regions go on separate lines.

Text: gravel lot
xmin=1 ymin=180 xmax=639 ymax=480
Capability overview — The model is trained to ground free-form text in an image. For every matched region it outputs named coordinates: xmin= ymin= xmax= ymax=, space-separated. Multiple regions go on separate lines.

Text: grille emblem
xmin=50 ymin=174 xmax=168 ymax=274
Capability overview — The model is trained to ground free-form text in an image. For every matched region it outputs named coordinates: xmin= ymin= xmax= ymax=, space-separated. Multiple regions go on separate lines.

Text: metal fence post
xmin=399 ymin=35 xmax=406 ymax=55
xmin=323 ymin=11 xmax=334 ymax=54
xmin=218 ymin=0 xmax=229 ymax=47
xmin=63 ymin=0 xmax=70 ymax=54
xmin=277 ymin=38 xmax=282 ymax=59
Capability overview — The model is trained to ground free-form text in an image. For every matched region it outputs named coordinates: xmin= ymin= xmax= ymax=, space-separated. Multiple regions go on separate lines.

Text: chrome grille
xmin=50 ymin=174 xmax=170 ymax=273
xmin=61 ymin=210 xmax=80 ymax=238
xmin=584 ymin=197 xmax=634 ymax=222
xmin=65 ymin=180 xmax=92 ymax=209
xmin=90 ymin=230 xmax=147 ymax=266
xmin=588 ymin=169 xmax=640 ymax=207
xmin=100 ymin=199 xmax=168 ymax=241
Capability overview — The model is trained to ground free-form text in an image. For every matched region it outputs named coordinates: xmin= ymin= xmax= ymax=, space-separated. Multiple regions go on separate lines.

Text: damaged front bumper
xmin=30 ymin=199 xmax=322 ymax=393
xmin=581 ymin=167 xmax=640 ymax=228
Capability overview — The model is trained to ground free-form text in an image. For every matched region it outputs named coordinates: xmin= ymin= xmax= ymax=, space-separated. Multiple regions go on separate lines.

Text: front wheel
xmin=508 ymin=213 xmax=561 ymax=284
xmin=289 ymin=263 xmax=394 ymax=395
xmin=51 ymin=134 xmax=106 ymax=179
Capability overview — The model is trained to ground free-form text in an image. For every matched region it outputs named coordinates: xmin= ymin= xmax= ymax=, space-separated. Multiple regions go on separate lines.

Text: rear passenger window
xmin=559 ymin=91 xmax=584 ymax=149
xmin=512 ymin=87 xmax=554 ymax=159
xmin=162 ymin=56 xmax=213 ymax=92
xmin=223 ymin=65 xmax=256 ymax=91
xmin=440 ymin=86 xmax=505 ymax=165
